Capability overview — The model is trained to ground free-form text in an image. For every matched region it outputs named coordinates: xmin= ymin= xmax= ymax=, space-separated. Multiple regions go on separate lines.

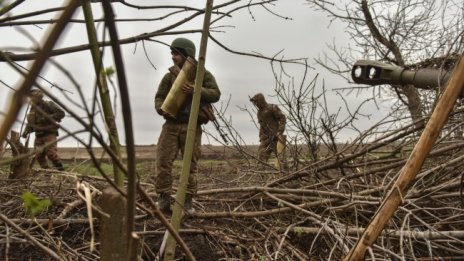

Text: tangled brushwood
xmin=1 ymin=113 xmax=464 ymax=261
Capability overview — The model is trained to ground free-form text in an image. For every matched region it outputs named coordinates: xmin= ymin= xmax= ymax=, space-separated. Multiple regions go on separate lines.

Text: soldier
xmin=250 ymin=93 xmax=287 ymax=168
xmin=22 ymin=89 xmax=65 ymax=171
xmin=154 ymin=37 xmax=221 ymax=213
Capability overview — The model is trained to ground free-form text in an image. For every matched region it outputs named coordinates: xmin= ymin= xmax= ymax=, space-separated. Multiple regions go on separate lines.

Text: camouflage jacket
xmin=154 ymin=66 xmax=221 ymax=124
xmin=252 ymin=94 xmax=286 ymax=142
xmin=257 ymin=105 xmax=286 ymax=142
xmin=24 ymin=100 xmax=65 ymax=136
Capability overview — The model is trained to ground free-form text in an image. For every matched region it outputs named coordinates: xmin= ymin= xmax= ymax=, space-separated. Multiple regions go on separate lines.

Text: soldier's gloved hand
xmin=182 ymin=82 xmax=194 ymax=94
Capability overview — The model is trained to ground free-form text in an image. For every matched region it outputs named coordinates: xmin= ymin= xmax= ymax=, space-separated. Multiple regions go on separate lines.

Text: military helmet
xmin=29 ymin=89 xmax=44 ymax=100
xmin=170 ymin=38 xmax=196 ymax=58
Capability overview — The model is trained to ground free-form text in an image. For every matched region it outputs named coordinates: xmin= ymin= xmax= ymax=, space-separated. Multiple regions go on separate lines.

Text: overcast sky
xmin=0 ymin=0 xmax=392 ymax=147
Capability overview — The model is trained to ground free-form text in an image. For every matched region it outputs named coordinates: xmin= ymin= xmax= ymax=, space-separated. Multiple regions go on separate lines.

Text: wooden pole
xmin=99 ymin=187 xmax=127 ymax=261
xmin=100 ymin=2 xmax=138 ymax=259
xmin=82 ymin=0 xmax=124 ymax=187
xmin=343 ymin=55 xmax=464 ymax=260
xmin=163 ymin=1 xmax=214 ymax=260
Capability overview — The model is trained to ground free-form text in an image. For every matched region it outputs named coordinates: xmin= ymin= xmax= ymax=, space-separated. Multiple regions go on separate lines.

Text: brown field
xmin=2 ymin=144 xmax=260 ymax=163
xmin=55 ymin=144 xmax=259 ymax=161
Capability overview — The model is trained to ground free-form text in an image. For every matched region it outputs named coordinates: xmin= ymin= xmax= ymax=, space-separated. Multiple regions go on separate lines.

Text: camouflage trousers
xmin=258 ymin=139 xmax=286 ymax=167
xmin=34 ymin=133 xmax=62 ymax=169
xmin=155 ymin=121 xmax=202 ymax=195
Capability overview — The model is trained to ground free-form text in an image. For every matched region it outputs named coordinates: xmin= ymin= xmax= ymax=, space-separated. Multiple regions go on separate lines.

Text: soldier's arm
xmin=200 ymin=70 xmax=221 ymax=103
xmin=22 ymin=110 xmax=37 ymax=137
xmin=274 ymin=106 xmax=286 ymax=134
xmin=48 ymin=102 xmax=65 ymax=122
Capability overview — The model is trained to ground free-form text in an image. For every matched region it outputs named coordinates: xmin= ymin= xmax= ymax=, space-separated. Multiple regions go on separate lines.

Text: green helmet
xmin=170 ymin=38 xmax=196 ymax=58
xmin=29 ymin=89 xmax=44 ymax=103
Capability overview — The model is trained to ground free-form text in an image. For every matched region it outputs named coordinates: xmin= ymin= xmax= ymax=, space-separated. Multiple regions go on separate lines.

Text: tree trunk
xmin=402 ymin=84 xmax=424 ymax=128
xmin=8 ymin=131 xmax=30 ymax=179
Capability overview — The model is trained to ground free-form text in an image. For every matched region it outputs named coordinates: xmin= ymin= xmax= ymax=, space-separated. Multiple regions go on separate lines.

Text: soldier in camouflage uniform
xmin=250 ymin=93 xmax=287 ymax=167
xmin=154 ymin=38 xmax=221 ymax=212
xmin=22 ymin=89 xmax=65 ymax=171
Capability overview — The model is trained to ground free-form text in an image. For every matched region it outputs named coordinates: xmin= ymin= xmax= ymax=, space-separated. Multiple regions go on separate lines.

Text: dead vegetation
xmin=1 ymin=117 xmax=464 ymax=260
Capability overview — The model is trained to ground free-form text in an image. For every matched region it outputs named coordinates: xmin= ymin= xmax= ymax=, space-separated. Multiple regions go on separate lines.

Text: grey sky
xmin=0 ymin=1 xmax=392 ymax=147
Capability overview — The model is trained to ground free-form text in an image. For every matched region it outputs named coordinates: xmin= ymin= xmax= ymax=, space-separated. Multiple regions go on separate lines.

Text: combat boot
xmin=157 ymin=192 xmax=171 ymax=213
xmin=184 ymin=194 xmax=195 ymax=215
xmin=54 ymin=162 xmax=65 ymax=171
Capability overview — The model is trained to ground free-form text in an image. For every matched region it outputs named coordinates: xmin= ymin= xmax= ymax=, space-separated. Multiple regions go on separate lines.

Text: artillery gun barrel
xmin=351 ymin=60 xmax=451 ymax=90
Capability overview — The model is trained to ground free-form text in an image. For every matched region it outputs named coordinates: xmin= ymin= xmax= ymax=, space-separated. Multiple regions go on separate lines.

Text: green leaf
xmin=105 ymin=66 xmax=115 ymax=77
xmin=294 ymin=227 xmax=304 ymax=237
xmin=21 ymin=191 xmax=52 ymax=217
